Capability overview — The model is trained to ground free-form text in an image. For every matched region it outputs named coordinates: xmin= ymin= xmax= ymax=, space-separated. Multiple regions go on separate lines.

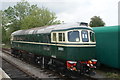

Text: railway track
xmin=2 ymin=48 xmax=97 ymax=80
xmin=2 ymin=58 xmax=34 ymax=80
xmin=1 ymin=48 xmax=61 ymax=79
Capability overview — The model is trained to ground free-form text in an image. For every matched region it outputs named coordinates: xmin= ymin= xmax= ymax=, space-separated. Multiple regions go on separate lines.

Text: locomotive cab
xmin=51 ymin=26 xmax=97 ymax=75
xmin=51 ymin=29 xmax=96 ymax=44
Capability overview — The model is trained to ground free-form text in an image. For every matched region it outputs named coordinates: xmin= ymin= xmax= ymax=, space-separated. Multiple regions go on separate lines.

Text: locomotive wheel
xmin=35 ymin=56 xmax=42 ymax=66
xmin=44 ymin=58 xmax=50 ymax=68
xmin=18 ymin=51 xmax=22 ymax=59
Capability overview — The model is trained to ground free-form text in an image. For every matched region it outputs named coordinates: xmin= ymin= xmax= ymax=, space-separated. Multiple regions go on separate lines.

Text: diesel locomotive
xmin=11 ymin=22 xmax=97 ymax=75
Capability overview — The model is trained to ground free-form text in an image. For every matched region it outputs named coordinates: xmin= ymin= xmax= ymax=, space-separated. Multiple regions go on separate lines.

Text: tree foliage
xmin=89 ymin=16 xmax=105 ymax=27
xmin=1 ymin=10 xmax=10 ymax=44
xmin=2 ymin=0 xmax=60 ymax=44
xmin=21 ymin=6 xmax=60 ymax=29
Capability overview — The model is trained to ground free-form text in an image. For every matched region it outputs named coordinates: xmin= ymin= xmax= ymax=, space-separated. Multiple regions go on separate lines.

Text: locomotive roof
xmin=11 ymin=23 xmax=93 ymax=36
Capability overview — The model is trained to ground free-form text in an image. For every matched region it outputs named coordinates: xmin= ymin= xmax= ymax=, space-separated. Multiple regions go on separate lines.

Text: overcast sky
xmin=1 ymin=0 xmax=119 ymax=26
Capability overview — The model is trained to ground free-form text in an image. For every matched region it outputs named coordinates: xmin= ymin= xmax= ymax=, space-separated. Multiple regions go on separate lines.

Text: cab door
xmin=51 ymin=32 xmax=57 ymax=58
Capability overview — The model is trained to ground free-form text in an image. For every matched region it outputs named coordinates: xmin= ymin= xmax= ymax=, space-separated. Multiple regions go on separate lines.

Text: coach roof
xmin=11 ymin=23 xmax=93 ymax=36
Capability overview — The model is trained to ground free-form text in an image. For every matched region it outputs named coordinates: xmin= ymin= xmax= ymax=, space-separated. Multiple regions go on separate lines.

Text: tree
xmin=4 ymin=0 xmax=60 ymax=30
xmin=2 ymin=0 xmax=60 ymax=45
xmin=1 ymin=10 xmax=10 ymax=44
xmin=89 ymin=16 xmax=105 ymax=27
xmin=3 ymin=1 xmax=32 ymax=31
xmin=21 ymin=7 xmax=60 ymax=29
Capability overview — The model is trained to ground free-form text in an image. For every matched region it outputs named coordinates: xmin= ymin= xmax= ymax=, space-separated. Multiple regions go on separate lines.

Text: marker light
xmin=91 ymin=59 xmax=97 ymax=64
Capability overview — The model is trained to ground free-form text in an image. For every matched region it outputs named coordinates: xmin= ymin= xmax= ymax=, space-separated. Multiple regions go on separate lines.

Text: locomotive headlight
xmin=88 ymin=60 xmax=92 ymax=64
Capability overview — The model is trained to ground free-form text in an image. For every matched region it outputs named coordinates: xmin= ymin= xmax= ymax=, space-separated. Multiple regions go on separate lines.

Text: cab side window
xmin=90 ymin=32 xmax=95 ymax=42
xmin=59 ymin=33 xmax=62 ymax=41
xmin=58 ymin=33 xmax=65 ymax=42
xmin=52 ymin=32 xmax=65 ymax=42
xmin=63 ymin=33 xmax=65 ymax=41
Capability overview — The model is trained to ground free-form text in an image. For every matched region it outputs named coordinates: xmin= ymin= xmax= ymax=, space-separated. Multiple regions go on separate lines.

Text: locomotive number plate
xmin=58 ymin=47 xmax=64 ymax=51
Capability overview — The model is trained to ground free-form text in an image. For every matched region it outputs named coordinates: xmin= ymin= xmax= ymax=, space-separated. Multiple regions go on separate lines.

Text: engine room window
xmin=53 ymin=33 xmax=56 ymax=41
xmin=68 ymin=31 xmax=80 ymax=42
xmin=81 ymin=30 xmax=89 ymax=42
xmin=90 ymin=32 xmax=95 ymax=42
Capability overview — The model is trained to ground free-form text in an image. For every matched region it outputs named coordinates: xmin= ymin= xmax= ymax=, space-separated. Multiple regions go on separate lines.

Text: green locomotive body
xmin=11 ymin=23 xmax=97 ymax=74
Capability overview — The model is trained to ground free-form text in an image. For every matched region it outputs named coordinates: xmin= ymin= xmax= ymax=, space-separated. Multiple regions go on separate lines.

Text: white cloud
xmin=55 ymin=0 xmax=119 ymax=26
xmin=1 ymin=0 xmax=119 ymax=26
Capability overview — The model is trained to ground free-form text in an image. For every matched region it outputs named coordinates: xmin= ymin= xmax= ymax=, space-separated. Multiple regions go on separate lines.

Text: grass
xmin=106 ymin=72 xmax=120 ymax=79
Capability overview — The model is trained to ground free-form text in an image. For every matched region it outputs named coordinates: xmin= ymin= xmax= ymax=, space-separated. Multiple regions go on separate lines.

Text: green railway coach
xmin=11 ymin=23 xmax=97 ymax=75
xmin=93 ymin=25 xmax=120 ymax=69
